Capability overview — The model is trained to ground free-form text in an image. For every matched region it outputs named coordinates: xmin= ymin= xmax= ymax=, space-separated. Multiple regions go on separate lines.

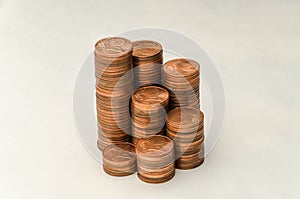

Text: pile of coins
xmin=162 ymin=59 xmax=200 ymax=109
xmin=136 ymin=135 xmax=175 ymax=183
xmin=94 ymin=36 xmax=205 ymax=184
xmin=94 ymin=37 xmax=133 ymax=150
xmin=102 ymin=142 xmax=136 ymax=176
xmin=130 ymin=86 xmax=169 ymax=145
xmin=166 ymin=107 xmax=205 ymax=169
xmin=132 ymin=40 xmax=163 ymax=88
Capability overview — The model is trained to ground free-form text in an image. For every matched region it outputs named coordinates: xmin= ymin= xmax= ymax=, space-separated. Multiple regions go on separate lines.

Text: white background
xmin=0 ymin=0 xmax=300 ymax=198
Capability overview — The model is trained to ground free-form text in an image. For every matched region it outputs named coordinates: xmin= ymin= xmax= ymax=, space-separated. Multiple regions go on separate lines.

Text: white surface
xmin=0 ymin=0 xmax=300 ymax=198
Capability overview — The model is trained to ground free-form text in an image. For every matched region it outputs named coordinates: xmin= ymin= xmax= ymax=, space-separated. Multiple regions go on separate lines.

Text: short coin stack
xmin=162 ymin=58 xmax=200 ymax=109
xmin=131 ymin=85 xmax=169 ymax=144
xmin=94 ymin=37 xmax=134 ymax=150
xmin=166 ymin=107 xmax=205 ymax=170
xmin=136 ymin=135 xmax=175 ymax=183
xmin=102 ymin=142 xmax=136 ymax=176
xmin=132 ymin=40 xmax=163 ymax=88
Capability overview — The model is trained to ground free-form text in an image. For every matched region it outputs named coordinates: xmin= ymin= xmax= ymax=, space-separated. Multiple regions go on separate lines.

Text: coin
xmin=175 ymin=145 xmax=205 ymax=170
xmin=136 ymin=135 xmax=175 ymax=183
xmin=166 ymin=107 xmax=204 ymax=129
xmin=95 ymin=37 xmax=132 ymax=58
xmin=131 ymin=86 xmax=169 ymax=141
xmin=132 ymin=40 xmax=162 ymax=59
xmin=102 ymin=142 xmax=136 ymax=176
xmin=132 ymin=40 xmax=163 ymax=87
xmin=166 ymin=107 xmax=205 ymax=170
xmin=162 ymin=58 xmax=200 ymax=109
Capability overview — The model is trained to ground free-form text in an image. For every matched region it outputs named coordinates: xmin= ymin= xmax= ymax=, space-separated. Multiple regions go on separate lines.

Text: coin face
xmin=132 ymin=86 xmax=169 ymax=106
xmin=103 ymin=143 xmax=136 ymax=163
xmin=167 ymin=107 xmax=204 ymax=128
xmin=132 ymin=40 xmax=162 ymax=58
xmin=95 ymin=37 xmax=133 ymax=58
xmin=163 ymin=58 xmax=199 ymax=77
xmin=136 ymin=135 xmax=174 ymax=157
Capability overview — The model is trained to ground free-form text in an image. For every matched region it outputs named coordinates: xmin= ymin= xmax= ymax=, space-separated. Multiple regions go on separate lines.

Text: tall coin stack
xmin=132 ymin=40 xmax=163 ymax=88
xmin=162 ymin=58 xmax=200 ymax=109
xmin=136 ymin=135 xmax=175 ymax=183
xmin=166 ymin=107 xmax=205 ymax=170
xmin=94 ymin=37 xmax=134 ymax=151
xmin=131 ymin=85 xmax=169 ymax=144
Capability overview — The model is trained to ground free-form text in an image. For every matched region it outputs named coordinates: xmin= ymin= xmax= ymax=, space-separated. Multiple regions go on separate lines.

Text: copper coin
xmin=175 ymin=146 xmax=204 ymax=170
xmin=102 ymin=142 xmax=136 ymax=176
xmin=166 ymin=127 xmax=204 ymax=143
xmin=131 ymin=86 xmax=169 ymax=108
xmin=132 ymin=40 xmax=162 ymax=59
xmin=103 ymin=165 xmax=135 ymax=177
xmin=167 ymin=107 xmax=204 ymax=129
xmin=136 ymin=135 xmax=174 ymax=158
xmin=162 ymin=58 xmax=199 ymax=78
xmin=137 ymin=163 xmax=175 ymax=184
xmin=173 ymin=135 xmax=204 ymax=156
xmin=103 ymin=142 xmax=136 ymax=167
xmin=94 ymin=37 xmax=132 ymax=58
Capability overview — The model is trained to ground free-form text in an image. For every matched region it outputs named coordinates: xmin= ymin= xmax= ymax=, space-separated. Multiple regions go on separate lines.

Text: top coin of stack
xmin=131 ymin=85 xmax=169 ymax=144
xmin=162 ymin=58 xmax=200 ymax=109
xmin=94 ymin=37 xmax=134 ymax=150
xmin=102 ymin=142 xmax=136 ymax=177
xmin=132 ymin=40 xmax=163 ymax=88
xmin=166 ymin=107 xmax=205 ymax=170
xmin=136 ymin=135 xmax=175 ymax=184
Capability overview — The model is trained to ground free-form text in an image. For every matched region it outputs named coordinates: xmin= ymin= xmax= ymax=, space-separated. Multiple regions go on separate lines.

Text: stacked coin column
xmin=132 ymin=40 xmax=163 ymax=88
xmin=162 ymin=58 xmax=200 ymax=109
xmin=136 ymin=135 xmax=175 ymax=183
xmin=94 ymin=37 xmax=133 ymax=151
xmin=166 ymin=107 xmax=205 ymax=169
xmin=131 ymin=86 xmax=169 ymax=145
xmin=102 ymin=143 xmax=136 ymax=177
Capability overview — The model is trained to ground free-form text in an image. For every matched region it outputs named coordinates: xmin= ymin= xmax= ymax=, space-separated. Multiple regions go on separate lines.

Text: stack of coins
xmin=166 ymin=107 xmax=205 ymax=170
xmin=162 ymin=58 xmax=200 ymax=109
xmin=132 ymin=40 xmax=163 ymax=88
xmin=102 ymin=142 xmax=136 ymax=176
xmin=131 ymin=85 xmax=169 ymax=144
xmin=94 ymin=37 xmax=134 ymax=150
xmin=136 ymin=135 xmax=175 ymax=183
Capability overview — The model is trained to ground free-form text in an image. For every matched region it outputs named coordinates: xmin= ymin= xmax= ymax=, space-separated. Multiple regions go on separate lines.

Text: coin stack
xmin=162 ymin=58 xmax=200 ymax=109
xmin=102 ymin=142 xmax=136 ymax=176
xmin=166 ymin=107 xmax=205 ymax=170
xmin=94 ymin=37 xmax=134 ymax=151
xmin=131 ymin=85 xmax=169 ymax=144
xmin=136 ymin=135 xmax=175 ymax=183
xmin=132 ymin=40 xmax=163 ymax=88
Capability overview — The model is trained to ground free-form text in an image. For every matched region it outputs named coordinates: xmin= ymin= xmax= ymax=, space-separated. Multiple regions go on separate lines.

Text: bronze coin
xmin=136 ymin=135 xmax=174 ymax=158
xmin=162 ymin=58 xmax=200 ymax=78
xmin=175 ymin=148 xmax=204 ymax=170
xmin=173 ymin=136 xmax=205 ymax=156
xmin=132 ymin=40 xmax=162 ymax=59
xmin=137 ymin=163 xmax=175 ymax=184
xmin=103 ymin=142 xmax=136 ymax=167
xmin=131 ymin=85 xmax=169 ymax=108
xmin=166 ymin=121 xmax=203 ymax=134
xmin=103 ymin=165 xmax=135 ymax=177
xmin=166 ymin=128 xmax=204 ymax=143
xmin=102 ymin=142 xmax=136 ymax=176
xmin=167 ymin=107 xmax=204 ymax=129
xmin=94 ymin=37 xmax=133 ymax=58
